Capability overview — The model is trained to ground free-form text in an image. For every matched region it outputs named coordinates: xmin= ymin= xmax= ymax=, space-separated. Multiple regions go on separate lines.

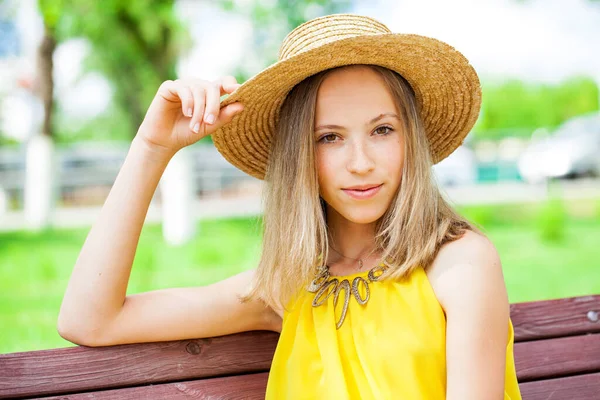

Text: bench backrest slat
xmin=514 ymin=333 xmax=600 ymax=381
xmin=0 ymin=331 xmax=278 ymax=399
xmin=510 ymin=295 xmax=600 ymax=341
xmin=511 ymin=294 xmax=600 ymax=383
xmin=519 ymin=372 xmax=600 ymax=400
xmin=41 ymin=372 xmax=270 ymax=400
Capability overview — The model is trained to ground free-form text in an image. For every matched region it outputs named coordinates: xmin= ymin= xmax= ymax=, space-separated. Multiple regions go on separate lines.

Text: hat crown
xmin=278 ymin=14 xmax=391 ymax=61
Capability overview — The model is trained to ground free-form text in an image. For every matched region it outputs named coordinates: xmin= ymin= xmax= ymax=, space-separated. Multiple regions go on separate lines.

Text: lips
xmin=342 ymin=184 xmax=383 ymax=200
xmin=343 ymin=184 xmax=382 ymax=191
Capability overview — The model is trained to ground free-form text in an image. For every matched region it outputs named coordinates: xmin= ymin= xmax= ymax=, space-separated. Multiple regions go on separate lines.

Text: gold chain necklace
xmin=308 ymin=262 xmax=388 ymax=329
xmin=329 ymin=244 xmax=365 ymax=270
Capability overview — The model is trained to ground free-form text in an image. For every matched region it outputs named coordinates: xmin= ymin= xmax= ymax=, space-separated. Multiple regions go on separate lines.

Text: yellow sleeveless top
xmin=265 ymin=265 xmax=522 ymax=399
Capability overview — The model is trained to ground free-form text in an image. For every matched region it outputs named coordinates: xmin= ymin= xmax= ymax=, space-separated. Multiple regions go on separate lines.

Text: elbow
xmin=56 ymin=318 xmax=87 ymax=346
xmin=56 ymin=315 xmax=103 ymax=347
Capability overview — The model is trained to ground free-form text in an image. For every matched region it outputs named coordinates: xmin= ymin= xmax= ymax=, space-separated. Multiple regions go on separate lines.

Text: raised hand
xmin=136 ymin=76 xmax=243 ymax=157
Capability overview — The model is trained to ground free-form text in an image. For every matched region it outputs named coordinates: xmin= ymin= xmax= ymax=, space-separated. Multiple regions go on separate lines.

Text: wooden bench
xmin=1 ymin=294 xmax=598 ymax=399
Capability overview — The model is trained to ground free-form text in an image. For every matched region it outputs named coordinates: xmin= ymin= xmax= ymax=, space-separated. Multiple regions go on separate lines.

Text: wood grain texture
xmin=514 ymin=333 xmax=600 ymax=381
xmin=37 ymin=372 xmax=270 ymax=400
xmin=519 ymin=372 xmax=600 ymax=400
xmin=511 ymin=295 xmax=600 ymax=342
xmin=0 ymin=331 xmax=278 ymax=399
xmin=2 ymin=295 xmax=600 ymax=399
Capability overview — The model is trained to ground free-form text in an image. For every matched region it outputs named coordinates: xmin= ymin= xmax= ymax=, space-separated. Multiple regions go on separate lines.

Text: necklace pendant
xmin=351 ymin=276 xmax=370 ymax=305
xmin=310 ymin=262 xmax=389 ymax=330
xmin=333 ymin=280 xmax=351 ymax=329
xmin=358 ymin=259 xmax=363 ymax=270
xmin=308 ymin=267 xmax=330 ymax=293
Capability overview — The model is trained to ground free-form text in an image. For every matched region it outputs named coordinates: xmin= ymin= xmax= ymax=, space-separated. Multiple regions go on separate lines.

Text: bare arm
xmin=428 ymin=230 xmax=509 ymax=400
xmin=96 ymin=268 xmax=279 ymax=346
xmin=57 ymin=135 xmax=171 ymax=343
xmin=56 ymin=77 xmax=272 ymax=347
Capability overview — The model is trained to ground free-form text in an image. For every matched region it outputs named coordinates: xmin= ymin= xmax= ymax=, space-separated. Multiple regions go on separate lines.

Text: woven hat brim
xmin=213 ymin=33 xmax=482 ymax=180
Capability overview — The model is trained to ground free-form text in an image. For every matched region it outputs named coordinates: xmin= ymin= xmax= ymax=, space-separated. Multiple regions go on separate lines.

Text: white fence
xmin=0 ymin=142 xmax=258 ymax=208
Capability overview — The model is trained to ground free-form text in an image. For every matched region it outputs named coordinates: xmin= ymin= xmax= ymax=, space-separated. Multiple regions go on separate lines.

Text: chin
xmin=337 ymin=206 xmax=386 ymax=224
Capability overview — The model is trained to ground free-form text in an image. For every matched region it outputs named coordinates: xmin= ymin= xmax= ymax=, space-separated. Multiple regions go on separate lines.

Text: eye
xmin=374 ymin=125 xmax=393 ymax=135
xmin=318 ymin=133 xmax=338 ymax=143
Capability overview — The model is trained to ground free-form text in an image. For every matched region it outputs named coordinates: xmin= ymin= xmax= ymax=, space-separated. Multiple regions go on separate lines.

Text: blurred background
xmin=0 ymin=0 xmax=599 ymax=353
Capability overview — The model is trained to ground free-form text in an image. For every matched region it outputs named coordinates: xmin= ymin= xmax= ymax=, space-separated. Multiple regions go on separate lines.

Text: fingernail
xmin=204 ymin=114 xmax=215 ymax=124
xmin=192 ymin=123 xmax=199 ymax=133
xmin=186 ymin=108 xmax=193 ymax=117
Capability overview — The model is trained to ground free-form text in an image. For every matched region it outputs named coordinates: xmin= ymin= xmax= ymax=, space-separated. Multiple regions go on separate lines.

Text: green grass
xmin=1 ymin=198 xmax=599 ymax=353
xmin=0 ymin=217 xmax=264 ymax=354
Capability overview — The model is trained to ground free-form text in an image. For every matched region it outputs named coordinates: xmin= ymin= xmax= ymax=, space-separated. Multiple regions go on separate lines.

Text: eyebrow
xmin=314 ymin=112 xmax=401 ymax=132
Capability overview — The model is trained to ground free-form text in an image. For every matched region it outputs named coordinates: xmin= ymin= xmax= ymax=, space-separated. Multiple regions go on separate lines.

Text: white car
xmin=518 ymin=112 xmax=600 ymax=183
xmin=433 ymin=145 xmax=478 ymax=187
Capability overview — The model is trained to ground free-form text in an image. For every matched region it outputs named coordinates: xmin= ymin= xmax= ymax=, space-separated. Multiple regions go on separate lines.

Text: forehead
xmin=315 ymin=66 xmax=397 ymax=124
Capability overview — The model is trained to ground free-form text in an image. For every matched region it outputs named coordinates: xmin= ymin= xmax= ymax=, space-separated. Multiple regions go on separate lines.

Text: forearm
xmin=58 ymin=135 xmax=173 ymax=339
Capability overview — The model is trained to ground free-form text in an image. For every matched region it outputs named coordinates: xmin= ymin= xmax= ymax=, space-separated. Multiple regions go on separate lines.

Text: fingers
xmin=167 ymin=77 xmax=242 ymax=134
xmin=159 ymin=80 xmax=194 ymax=117
xmin=219 ymin=75 xmax=241 ymax=95
xmin=189 ymin=85 xmax=206 ymax=133
xmin=202 ymin=82 xmax=221 ymax=127
xmin=178 ymin=85 xmax=194 ymax=119
xmin=211 ymin=102 xmax=244 ymax=131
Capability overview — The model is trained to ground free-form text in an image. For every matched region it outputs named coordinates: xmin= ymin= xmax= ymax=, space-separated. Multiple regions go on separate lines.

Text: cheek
xmin=316 ymin=150 xmax=336 ymax=188
xmin=316 ymin=151 xmax=347 ymax=206
xmin=379 ymin=136 xmax=404 ymax=176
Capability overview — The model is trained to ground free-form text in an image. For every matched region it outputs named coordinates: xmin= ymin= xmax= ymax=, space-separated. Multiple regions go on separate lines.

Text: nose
xmin=346 ymin=137 xmax=375 ymax=174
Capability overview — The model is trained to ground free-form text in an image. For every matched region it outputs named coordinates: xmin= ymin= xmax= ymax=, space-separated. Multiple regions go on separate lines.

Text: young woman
xmin=58 ymin=14 xmax=522 ymax=399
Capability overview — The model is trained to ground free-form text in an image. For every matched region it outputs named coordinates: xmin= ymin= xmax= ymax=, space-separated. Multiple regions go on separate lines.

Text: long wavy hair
xmin=240 ymin=64 xmax=479 ymax=312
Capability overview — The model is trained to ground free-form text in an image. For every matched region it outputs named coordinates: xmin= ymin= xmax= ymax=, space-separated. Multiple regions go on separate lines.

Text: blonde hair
xmin=240 ymin=64 xmax=479 ymax=312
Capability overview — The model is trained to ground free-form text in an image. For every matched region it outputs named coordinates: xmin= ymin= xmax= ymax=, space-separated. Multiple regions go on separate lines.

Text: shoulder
xmin=424 ymin=229 xmax=508 ymax=316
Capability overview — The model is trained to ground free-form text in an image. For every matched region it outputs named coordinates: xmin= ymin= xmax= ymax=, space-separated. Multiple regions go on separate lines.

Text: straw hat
xmin=213 ymin=14 xmax=481 ymax=180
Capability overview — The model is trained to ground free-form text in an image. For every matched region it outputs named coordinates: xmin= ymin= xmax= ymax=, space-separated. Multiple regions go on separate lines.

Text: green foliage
xmin=37 ymin=0 xmax=191 ymax=141
xmin=217 ymin=0 xmax=352 ymax=81
xmin=536 ymin=196 xmax=567 ymax=243
xmin=38 ymin=0 xmax=66 ymax=30
xmin=53 ymin=101 xmax=137 ymax=144
xmin=474 ymin=76 xmax=599 ymax=139
xmin=594 ymin=199 xmax=600 ymax=221
xmin=461 ymin=204 xmax=496 ymax=230
xmin=34 ymin=0 xmax=598 ymax=144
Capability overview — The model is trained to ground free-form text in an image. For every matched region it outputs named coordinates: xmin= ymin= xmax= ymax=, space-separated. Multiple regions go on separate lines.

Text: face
xmin=314 ymin=66 xmax=405 ymax=224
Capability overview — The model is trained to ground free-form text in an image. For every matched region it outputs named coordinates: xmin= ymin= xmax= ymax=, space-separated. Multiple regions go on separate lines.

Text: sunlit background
xmin=0 ymin=0 xmax=599 ymax=353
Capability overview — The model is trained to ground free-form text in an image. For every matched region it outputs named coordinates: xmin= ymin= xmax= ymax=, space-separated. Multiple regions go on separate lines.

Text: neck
xmin=325 ymin=205 xmax=380 ymax=269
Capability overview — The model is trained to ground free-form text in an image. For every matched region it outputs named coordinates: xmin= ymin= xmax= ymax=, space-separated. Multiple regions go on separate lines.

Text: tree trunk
xmin=36 ymin=24 xmax=56 ymax=138
xmin=24 ymin=24 xmax=57 ymax=231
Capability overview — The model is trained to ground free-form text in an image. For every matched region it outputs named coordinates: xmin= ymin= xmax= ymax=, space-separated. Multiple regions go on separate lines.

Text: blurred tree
xmin=217 ymin=0 xmax=353 ymax=82
xmin=474 ymin=76 xmax=599 ymax=139
xmin=38 ymin=0 xmax=190 ymax=138
xmin=34 ymin=3 xmax=58 ymax=138
xmin=200 ymin=0 xmax=352 ymax=146
xmin=36 ymin=28 xmax=55 ymax=138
